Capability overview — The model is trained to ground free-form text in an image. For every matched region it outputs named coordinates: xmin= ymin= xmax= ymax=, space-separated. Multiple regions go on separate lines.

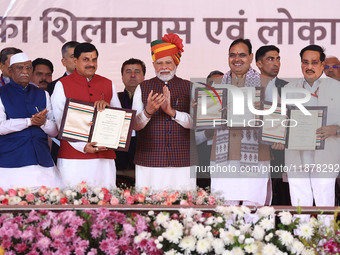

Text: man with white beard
xmin=132 ymin=33 xmax=195 ymax=190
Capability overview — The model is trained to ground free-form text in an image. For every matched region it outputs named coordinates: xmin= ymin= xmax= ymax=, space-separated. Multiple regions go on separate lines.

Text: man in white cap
xmin=0 ymin=52 xmax=61 ymax=189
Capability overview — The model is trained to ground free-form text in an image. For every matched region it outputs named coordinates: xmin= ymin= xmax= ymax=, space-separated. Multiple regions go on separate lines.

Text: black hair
xmin=74 ymin=43 xmax=98 ymax=59
xmin=121 ymin=58 xmax=146 ymax=75
xmin=300 ymin=45 xmax=325 ymax=62
xmin=32 ymin=58 xmax=54 ymax=73
xmin=255 ymin=45 xmax=280 ymax=62
xmin=229 ymin=38 xmax=252 ymax=55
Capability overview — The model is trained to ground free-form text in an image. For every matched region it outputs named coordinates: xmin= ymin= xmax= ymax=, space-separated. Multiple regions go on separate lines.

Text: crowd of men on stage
xmin=1 ymin=33 xmax=340 ymax=207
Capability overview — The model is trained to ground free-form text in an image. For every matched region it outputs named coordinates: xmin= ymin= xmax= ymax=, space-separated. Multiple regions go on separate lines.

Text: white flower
xmin=220 ymin=229 xmax=235 ymax=245
xmin=98 ymin=192 xmax=104 ymax=200
xmin=302 ymin=248 xmax=315 ymax=255
xmin=238 ymin=234 xmax=245 ymax=243
xmin=73 ymin=200 xmax=80 ymax=205
xmin=262 ymin=243 xmax=279 ymax=255
xmin=164 ymin=249 xmax=177 ymax=255
xmin=163 ymin=220 xmax=183 ymax=244
xmin=8 ymin=196 xmax=21 ymax=205
xmin=196 ymin=238 xmax=212 ymax=254
xmin=93 ymin=187 xmax=101 ymax=195
xmin=244 ymin=243 xmax=258 ymax=254
xmin=179 ymin=208 xmax=200 ymax=218
xmin=290 ymin=239 xmax=305 ymax=254
xmin=230 ymin=247 xmax=245 ymax=255
xmin=239 ymin=223 xmax=251 ymax=234
xmin=278 ymin=211 xmax=293 ymax=225
xmin=212 ymin=238 xmax=224 ymax=254
xmin=148 ymin=211 xmax=154 ymax=216
xmin=298 ymin=223 xmax=314 ymax=240
xmin=259 ymin=217 xmax=274 ymax=231
xmin=205 ymin=217 xmax=215 ymax=225
xmin=179 ymin=236 xmax=196 ymax=251
xmin=157 ymin=236 xmax=164 ymax=242
xmin=252 ymin=225 xmax=265 ymax=240
xmin=245 ymin=238 xmax=254 ymax=244
xmin=222 ymin=250 xmax=234 ymax=255
xmin=216 ymin=216 xmax=223 ymax=223
xmin=240 ymin=205 xmax=251 ymax=215
xmin=156 ymin=243 xmax=163 ymax=249
xmin=257 ymin=206 xmax=275 ymax=218
xmin=64 ymin=190 xmax=72 ymax=197
xmin=277 ymin=230 xmax=293 ymax=246
xmin=0 ymin=195 xmax=5 ymax=201
xmin=90 ymin=197 xmax=99 ymax=203
xmin=265 ymin=233 xmax=274 ymax=242
xmin=156 ymin=212 xmax=170 ymax=226
xmin=191 ymin=223 xmax=207 ymax=239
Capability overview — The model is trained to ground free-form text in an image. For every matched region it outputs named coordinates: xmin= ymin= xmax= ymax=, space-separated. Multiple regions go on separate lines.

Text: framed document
xmin=286 ymin=106 xmax=327 ymax=150
xmin=260 ymin=105 xmax=327 ymax=150
xmin=226 ymin=86 xmax=263 ymax=129
xmin=260 ymin=102 xmax=288 ymax=145
xmin=59 ymin=99 xmax=136 ymax=151
xmin=193 ymin=87 xmax=228 ymax=129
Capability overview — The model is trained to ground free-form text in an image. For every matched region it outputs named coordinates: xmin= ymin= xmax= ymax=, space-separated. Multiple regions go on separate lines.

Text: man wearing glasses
xmin=323 ymin=56 xmax=340 ymax=81
xmin=285 ymin=45 xmax=340 ymax=206
xmin=0 ymin=52 xmax=61 ymax=189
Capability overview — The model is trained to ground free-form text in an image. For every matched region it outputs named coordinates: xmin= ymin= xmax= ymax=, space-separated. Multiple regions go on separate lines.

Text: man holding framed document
xmin=285 ymin=45 xmax=340 ymax=206
xmin=52 ymin=43 xmax=121 ymax=188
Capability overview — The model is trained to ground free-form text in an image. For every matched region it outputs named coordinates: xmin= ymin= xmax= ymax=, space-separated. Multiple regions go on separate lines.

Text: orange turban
xmin=151 ymin=33 xmax=184 ymax=65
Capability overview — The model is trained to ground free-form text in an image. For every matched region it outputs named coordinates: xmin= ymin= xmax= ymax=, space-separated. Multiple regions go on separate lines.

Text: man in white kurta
xmin=0 ymin=53 xmax=61 ymax=189
xmin=285 ymin=45 xmax=340 ymax=206
xmin=51 ymin=43 xmax=121 ymax=188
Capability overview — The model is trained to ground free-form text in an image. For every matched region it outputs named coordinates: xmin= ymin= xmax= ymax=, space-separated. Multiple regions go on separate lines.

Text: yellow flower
xmin=0 ymin=246 xmax=5 ymax=255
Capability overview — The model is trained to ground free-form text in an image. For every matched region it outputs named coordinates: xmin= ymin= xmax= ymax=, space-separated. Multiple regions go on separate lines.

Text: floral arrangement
xmin=0 ymin=206 xmax=339 ymax=254
xmin=0 ymin=182 xmax=224 ymax=206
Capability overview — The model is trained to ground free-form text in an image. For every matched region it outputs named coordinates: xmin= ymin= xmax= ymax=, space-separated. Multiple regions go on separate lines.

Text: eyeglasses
xmin=229 ymin=53 xmax=248 ymax=59
xmin=301 ymin=60 xmax=321 ymax=66
xmin=12 ymin=65 xmax=33 ymax=72
xmin=324 ymin=65 xmax=340 ymax=69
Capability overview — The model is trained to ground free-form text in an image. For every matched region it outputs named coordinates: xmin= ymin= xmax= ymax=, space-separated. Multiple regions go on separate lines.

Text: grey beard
xmin=155 ymin=68 xmax=176 ymax=82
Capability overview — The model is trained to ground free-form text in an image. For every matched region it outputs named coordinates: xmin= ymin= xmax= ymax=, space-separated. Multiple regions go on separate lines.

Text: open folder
xmin=58 ymin=98 xmax=136 ymax=151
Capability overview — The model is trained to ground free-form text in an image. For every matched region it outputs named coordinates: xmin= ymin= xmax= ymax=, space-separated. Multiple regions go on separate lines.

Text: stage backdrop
xmin=1 ymin=0 xmax=340 ymax=91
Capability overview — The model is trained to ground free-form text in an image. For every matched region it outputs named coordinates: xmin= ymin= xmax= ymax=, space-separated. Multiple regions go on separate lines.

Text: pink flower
xmin=180 ymin=200 xmax=189 ymax=205
xmin=18 ymin=201 xmax=28 ymax=205
xmin=39 ymin=186 xmax=48 ymax=195
xmin=81 ymin=197 xmax=89 ymax=205
xmin=14 ymin=243 xmax=28 ymax=253
xmin=18 ymin=188 xmax=25 ymax=197
xmin=104 ymin=193 xmax=112 ymax=202
xmin=110 ymin=196 xmax=119 ymax=205
xmin=26 ymin=193 xmax=35 ymax=202
xmin=125 ymin=195 xmax=134 ymax=205
xmin=8 ymin=189 xmax=17 ymax=197
xmin=196 ymin=197 xmax=204 ymax=205
xmin=123 ymin=189 xmax=131 ymax=198
xmin=198 ymin=190 xmax=207 ymax=198
xmin=208 ymin=196 xmax=215 ymax=205
xmin=123 ymin=223 xmax=135 ymax=237
xmin=64 ymin=227 xmax=76 ymax=239
xmin=136 ymin=194 xmax=145 ymax=203
xmin=36 ymin=237 xmax=51 ymax=251
xmin=140 ymin=187 xmax=149 ymax=195
xmin=98 ymin=201 xmax=107 ymax=205
xmin=0 ymin=187 xmax=4 ymax=195
xmin=51 ymin=225 xmax=64 ymax=239
xmin=167 ymin=194 xmax=177 ymax=203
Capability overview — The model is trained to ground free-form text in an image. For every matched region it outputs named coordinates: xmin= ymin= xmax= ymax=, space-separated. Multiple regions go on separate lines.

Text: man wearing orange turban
xmin=132 ymin=33 xmax=195 ymax=191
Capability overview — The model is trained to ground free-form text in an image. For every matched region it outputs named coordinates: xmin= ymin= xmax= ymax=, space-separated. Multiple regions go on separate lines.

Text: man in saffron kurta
xmin=52 ymin=43 xmax=121 ymax=188
xmin=132 ymin=33 xmax=195 ymax=190
xmin=0 ymin=52 xmax=61 ymax=189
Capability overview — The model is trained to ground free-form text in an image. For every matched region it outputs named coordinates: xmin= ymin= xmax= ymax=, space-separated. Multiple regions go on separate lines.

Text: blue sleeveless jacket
xmin=0 ymin=80 xmax=54 ymax=167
